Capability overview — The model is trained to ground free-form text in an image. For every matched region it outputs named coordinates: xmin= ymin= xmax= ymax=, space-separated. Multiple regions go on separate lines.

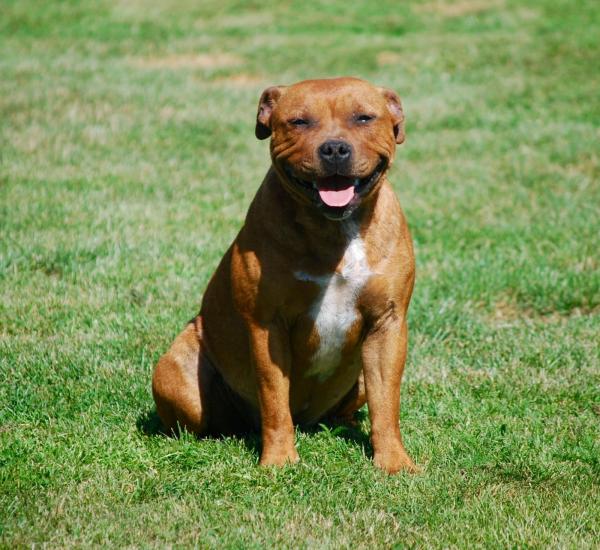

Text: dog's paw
xmin=373 ymin=448 xmax=421 ymax=475
xmin=259 ymin=447 xmax=300 ymax=467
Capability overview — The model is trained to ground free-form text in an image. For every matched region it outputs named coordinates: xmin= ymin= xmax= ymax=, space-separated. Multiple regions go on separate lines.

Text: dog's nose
xmin=318 ymin=140 xmax=352 ymax=165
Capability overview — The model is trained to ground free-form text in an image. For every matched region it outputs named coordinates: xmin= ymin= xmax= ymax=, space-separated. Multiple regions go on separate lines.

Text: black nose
xmin=318 ymin=140 xmax=352 ymax=165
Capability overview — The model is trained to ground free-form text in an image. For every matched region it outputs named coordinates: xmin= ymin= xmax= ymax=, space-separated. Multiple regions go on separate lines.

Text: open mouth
xmin=284 ymin=158 xmax=387 ymax=210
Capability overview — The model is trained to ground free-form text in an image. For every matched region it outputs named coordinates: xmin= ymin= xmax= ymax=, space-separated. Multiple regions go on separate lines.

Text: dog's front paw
xmin=259 ymin=447 xmax=300 ymax=467
xmin=373 ymin=446 xmax=420 ymax=475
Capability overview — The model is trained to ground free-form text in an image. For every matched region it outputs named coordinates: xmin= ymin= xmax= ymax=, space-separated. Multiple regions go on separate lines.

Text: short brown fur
xmin=152 ymin=77 xmax=418 ymax=473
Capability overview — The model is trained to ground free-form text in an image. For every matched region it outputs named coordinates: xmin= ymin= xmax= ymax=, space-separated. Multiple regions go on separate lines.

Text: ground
xmin=1 ymin=0 xmax=599 ymax=547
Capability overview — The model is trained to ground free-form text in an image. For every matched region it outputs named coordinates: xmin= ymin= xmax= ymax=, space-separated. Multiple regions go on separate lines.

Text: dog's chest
xmin=295 ymin=235 xmax=372 ymax=380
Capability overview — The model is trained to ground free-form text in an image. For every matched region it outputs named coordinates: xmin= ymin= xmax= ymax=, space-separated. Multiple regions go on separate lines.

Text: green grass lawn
xmin=1 ymin=0 xmax=599 ymax=546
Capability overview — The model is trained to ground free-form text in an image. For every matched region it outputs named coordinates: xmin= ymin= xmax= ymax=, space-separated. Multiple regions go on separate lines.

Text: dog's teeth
xmin=354 ymin=178 xmax=360 ymax=186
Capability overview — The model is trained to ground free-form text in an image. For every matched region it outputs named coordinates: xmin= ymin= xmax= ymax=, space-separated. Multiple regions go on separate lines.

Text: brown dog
xmin=152 ymin=77 xmax=417 ymax=473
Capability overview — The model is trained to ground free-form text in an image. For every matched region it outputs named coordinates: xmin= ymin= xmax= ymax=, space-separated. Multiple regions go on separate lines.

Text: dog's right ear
xmin=255 ymin=86 xmax=285 ymax=140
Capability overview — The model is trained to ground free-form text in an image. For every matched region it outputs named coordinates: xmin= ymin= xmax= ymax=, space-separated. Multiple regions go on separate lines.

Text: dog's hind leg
xmin=152 ymin=317 xmax=208 ymax=435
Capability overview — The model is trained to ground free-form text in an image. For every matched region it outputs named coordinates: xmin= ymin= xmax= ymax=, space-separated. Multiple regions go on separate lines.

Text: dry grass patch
xmin=130 ymin=52 xmax=244 ymax=70
xmin=488 ymin=299 xmax=600 ymax=326
xmin=416 ymin=0 xmax=505 ymax=18
xmin=207 ymin=73 xmax=265 ymax=88
xmin=376 ymin=51 xmax=403 ymax=67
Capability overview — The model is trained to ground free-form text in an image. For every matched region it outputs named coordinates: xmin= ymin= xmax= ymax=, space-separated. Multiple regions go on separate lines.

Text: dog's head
xmin=255 ymin=77 xmax=405 ymax=220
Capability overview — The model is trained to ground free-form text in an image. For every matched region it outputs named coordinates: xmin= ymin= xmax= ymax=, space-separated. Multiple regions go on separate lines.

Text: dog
xmin=152 ymin=77 xmax=417 ymax=474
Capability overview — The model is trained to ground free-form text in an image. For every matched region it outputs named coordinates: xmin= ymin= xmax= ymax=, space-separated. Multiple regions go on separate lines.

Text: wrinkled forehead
xmin=276 ymin=79 xmax=386 ymax=117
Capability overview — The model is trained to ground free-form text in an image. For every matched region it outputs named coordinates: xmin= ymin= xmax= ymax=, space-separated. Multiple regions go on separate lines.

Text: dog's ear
xmin=255 ymin=86 xmax=285 ymax=140
xmin=378 ymin=87 xmax=405 ymax=144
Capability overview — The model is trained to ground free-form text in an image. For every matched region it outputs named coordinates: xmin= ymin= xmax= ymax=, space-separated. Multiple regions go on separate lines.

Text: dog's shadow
xmin=136 ymin=407 xmax=372 ymax=458
xmin=297 ymin=408 xmax=372 ymax=451
xmin=136 ymin=408 xmax=165 ymax=437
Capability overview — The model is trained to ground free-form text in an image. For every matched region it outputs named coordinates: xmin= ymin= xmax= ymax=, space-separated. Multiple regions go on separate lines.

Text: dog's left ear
xmin=255 ymin=85 xmax=286 ymax=140
xmin=378 ymin=87 xmax=405 ymax=144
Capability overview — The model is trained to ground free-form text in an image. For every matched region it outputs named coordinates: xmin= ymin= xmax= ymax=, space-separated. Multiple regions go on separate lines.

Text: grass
xmin=1 ymin=0 xmax=599 ymax=546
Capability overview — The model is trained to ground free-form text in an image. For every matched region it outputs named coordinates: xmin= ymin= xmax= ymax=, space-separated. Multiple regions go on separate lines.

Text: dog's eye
xmin=356 ymin=114 xmax=375 ymax=123
xmin=289 ymin=118 xmax=310 ymax=127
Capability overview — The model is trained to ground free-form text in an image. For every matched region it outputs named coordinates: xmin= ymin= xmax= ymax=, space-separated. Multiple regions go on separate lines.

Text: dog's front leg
xmin=362 ymin=315 xmax=418 ymax=474
xmin=250 ymin=321 xmax=299 ymax=466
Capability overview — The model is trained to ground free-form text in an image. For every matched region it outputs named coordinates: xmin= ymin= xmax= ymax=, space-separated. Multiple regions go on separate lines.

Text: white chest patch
xmin=295 ymin=228 xmax=372 ymax=380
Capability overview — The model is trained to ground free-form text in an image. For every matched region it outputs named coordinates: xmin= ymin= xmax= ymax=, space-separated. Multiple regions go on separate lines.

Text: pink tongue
xmin=318 ymin=185 xmax=355 ymax=207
